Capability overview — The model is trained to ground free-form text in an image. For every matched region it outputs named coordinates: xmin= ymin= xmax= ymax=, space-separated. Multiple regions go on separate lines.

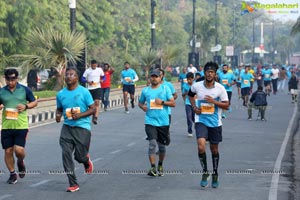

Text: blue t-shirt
xmin=240 ymin=72 xmax=254 ymax=88
xmin=139 ymin=84 xmax=173 ymax=126
xmin=234 ymin=68 xmax=244 ymax=83
xmin=56 ymin=85 xmax=94 ymax=131
xmin=178 ymin=73 xmax=187 ymax=88
xmin=218 ymin=72 xmax=236 ymax=92
xmin=121 ymin=68 xmax=137 ymax=85
xmin=162 ymin=81 xmax=176 ymax=115
xmin=262 ymin=69 xmax=272 ymax=81
xmin=182 ymin=83 xmax=192 ymax=105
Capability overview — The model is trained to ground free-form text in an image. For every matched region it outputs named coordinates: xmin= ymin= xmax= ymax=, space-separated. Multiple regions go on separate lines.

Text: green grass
xmin=33 ymin=90 xmax=57 ymax=99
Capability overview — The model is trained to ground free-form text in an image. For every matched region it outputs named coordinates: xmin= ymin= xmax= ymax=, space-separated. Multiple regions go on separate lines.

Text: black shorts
xmin=1 ymin=129 xmax=28 ymax=149
xmin=264 ymin=80 xmax=271 ymax=87
xmin=227 ymin=91 xmax=232 ymax=102
xmin=89 ymin=88 xmax=101 ymax=100
xmin=241 ymin=87 xmax=250 ymax=96
xmin=145 ymin=124 xmax=170 ymax=146
xmin=195 ymin=123 xmax=222 ymax=144
xmin=236 ymin=82 xmax=241 ymax=88
xmin=123 ymin=84 xmax=135 ymax=95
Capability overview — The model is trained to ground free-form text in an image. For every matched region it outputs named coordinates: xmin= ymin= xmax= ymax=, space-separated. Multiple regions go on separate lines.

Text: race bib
xmin=5 ymin=108 xmax=18 ymax=120
xmin=244 ymin=80 xmax=249 ymax=85
xmin=125 ymin=77 xmax=131 ymax=82
xmin=222 ymin=79 xmax=228 ymax=85
xmin=264 ymin=74 xmax=270 ymax=78
xmin=66 ymin=107 xmax=81 ymax=120
xmin=201 ymin=103 xmax=214 ymax=114
xmin=92 ymin=82 xmax=98 ymax=87
xmin=183 ymin=78 xmax=187 ymax=83
xmin=257 ymin=76 xmax=262 ymax=80
xmin=150 ymin=99 xmax=163 ymax=110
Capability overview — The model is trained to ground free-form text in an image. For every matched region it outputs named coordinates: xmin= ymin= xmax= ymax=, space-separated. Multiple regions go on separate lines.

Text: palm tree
xmin=291 ymin=16 xmax=300 ymax=36
xmin=13 ymin=27 xmax=87 ymax=90
xmin=139 ymin=48 xmax=158 ymax=81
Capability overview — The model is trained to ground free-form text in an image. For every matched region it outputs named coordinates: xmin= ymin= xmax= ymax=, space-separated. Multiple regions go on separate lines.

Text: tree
xmin=13 ymin=27 xmax=87 ymax=90
xmin=291 ymin=16 xmax=300 ymax=36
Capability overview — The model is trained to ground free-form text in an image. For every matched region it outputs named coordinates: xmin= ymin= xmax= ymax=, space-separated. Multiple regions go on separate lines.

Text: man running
xmin=240 ymin=65 xmax=254 ymax=106
xmin=56 ymin=67 xmax=96 ymax=192
xmin=121 ymin=62 xmax=139 ymax=114
xmin=138 ymin=69 xmax=175 ymax=177
xmin=188 ymin=61 xmax=229 ymax=188
xmin=0 ymin=68 xmax=38 ymax=184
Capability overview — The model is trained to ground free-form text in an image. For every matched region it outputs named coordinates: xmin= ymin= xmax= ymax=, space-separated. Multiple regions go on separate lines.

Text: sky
xmin=249 ymin=0 xmax=299 ymax=21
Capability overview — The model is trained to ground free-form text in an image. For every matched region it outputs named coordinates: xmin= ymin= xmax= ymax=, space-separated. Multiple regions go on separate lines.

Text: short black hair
xmin=204 ymin=61 xmax=218 ymax=72
xmin=5 ymin=68 xmax=19 ymax=78
xmin=186 ymin=72 xmax=194 ymax=79
xmin=124 ymin=61 xmax=130 ymax=65
xmin=91 ymin=60 xmax=97 ymax=64
xmin=66 ymin=66 xmax=79 ymax=76
xmin=257 ymin=85 xmax=263 ymax=91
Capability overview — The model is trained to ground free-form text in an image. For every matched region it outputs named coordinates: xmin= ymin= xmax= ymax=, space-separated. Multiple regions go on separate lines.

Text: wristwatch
xmin=162 ymin=101 xmax=165 ymax=105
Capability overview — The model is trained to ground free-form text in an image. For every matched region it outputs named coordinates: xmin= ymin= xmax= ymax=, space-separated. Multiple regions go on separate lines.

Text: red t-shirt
xmin=101 ymin=70 xmax=113 ymax=88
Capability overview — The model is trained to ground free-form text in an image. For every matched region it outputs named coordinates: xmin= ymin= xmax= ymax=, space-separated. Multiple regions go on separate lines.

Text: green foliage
xmin=33 ymin=90 xmax=57 ymax=98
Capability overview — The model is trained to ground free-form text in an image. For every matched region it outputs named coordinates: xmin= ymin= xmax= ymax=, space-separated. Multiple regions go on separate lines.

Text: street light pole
xmin=69 ymin=0 xmax=76 ymax=32
xmin=151 ymin=0 xmax=156 ymax=50
xmin=192 ymin=0 xmax=196 ymax=54
xmin=252 ymin=18 xmax=255 ymax=64
xmin=215 ymin=0 xmax=218 ymax=57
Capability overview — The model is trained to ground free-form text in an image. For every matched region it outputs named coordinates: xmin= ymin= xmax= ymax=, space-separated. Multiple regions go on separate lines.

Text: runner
xmin=0 ymin=68 xmax=38 ymax=184
xmin=121 ymin=62 xmax=139 ymax=114
xmin=100 ymin=63 xmax=114 ymax=111
xmin=82 ymin=60 xmax=105 ymax=124
xmin=182 ymin=72 xmax=195 ymax=137
xmin=288 ymin=71 xmax=299 ymax=103
xmin=262 ymin=65 xmax=272 ymax=96
xmin=271 ymin=64 xmax=280 ymax=95
xmin=188 ymin=61 xmax=229 ymax=188
xmin=56 ymin=67 xmax=96 ymax=192
xmin=240 ymin=65 xmax=254 ymax=106
xmin=234 ymin=65 xmax=243 ymax=99
xmin=218 ymin=64 xmax=236 ymax=118
xmin=138 ymin=69 xmax=175 ymax=177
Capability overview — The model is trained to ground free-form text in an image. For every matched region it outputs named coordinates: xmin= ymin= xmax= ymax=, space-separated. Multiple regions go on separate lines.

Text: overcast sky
xmin=253 ymin=0 xmax=299 ymax=21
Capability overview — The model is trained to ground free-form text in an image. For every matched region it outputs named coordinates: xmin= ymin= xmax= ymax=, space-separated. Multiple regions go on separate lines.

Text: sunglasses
xmin=5 ymin=77 xmax=17 ymax=81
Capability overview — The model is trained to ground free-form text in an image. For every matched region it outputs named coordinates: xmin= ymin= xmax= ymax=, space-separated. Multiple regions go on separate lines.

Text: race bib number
xmin=264 ymin=74 xmax=270 ymax=78
xmin=244 ymin=80 xmax=249 ymax=85
xmin=125 ymin=77 xmax=131 ymax=82
xmin=150 ymin=99 xmax=163 ymax=110
xmin=66 ymin=107 xmax=81 ymax=120
xmin=257 ymin=76 xmax=262 ymax=80
xmin=222 ymin=79 xmax=228 ymax=85
xmin=5 ymin=108 xmax=18 ymax=120
xmin=201 ymin=103 xmax=215 ymax=114
xmin=183 ymin=78 xmax=187 ymax=83
xmin=92 ymin=82 xmax=98 ymax=87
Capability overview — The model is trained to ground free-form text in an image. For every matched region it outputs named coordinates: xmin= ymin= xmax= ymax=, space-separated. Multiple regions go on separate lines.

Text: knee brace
xmin=148 ymin=139 xmax=157 ymax=155
xmin=157 ymin=142 xmax=166 ymax=154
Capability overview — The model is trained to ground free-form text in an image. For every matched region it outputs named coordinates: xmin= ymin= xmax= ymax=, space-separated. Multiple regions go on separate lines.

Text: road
xmin=0 ymin=87 xmax=297 ymax=200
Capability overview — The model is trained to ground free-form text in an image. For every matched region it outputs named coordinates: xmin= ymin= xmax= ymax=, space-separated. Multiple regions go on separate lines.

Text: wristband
xmin=25 ymin=104 xmax=28 ymax=110
xmin=162 ymin=101 xmax=165 ymax=105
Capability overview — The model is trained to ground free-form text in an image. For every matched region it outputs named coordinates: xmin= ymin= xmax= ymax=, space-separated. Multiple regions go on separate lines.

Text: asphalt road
xmin=0 ymin=86 xmax=297 ymax=200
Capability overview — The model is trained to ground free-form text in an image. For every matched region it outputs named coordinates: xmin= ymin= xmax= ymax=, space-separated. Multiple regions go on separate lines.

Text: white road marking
xmin=0 ymin=195 xmax=13 ymax=200
xmin=126 ymin=142 xmax=135 ymax=147
xmin=30 ymin=179 xmax=50 ymax=187
xmin=268 ymin=105 xmax=297 ymax=200
xmin=92 ymin=157 xmax=103 ymax=163
xmin=109 ymin=149 xmax=122 ymax=154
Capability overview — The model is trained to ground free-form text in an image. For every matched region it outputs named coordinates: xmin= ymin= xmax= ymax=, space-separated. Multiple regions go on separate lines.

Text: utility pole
xmin=215 ymin=0 xmax=218 ymax=57
xmin=151 ymin=0 xmax=156 ymax=50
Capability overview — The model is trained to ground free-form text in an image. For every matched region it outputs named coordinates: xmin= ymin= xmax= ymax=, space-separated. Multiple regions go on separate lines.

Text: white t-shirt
xmin=83 ymin=67 xmax=104 ymax=90
xmin=271 ymin=68 xmax=279 ymax=79
xmin=187 ymin=66 xmax=197 ymax=74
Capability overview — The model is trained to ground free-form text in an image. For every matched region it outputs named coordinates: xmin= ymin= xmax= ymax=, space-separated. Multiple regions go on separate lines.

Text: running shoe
xmin=248 ymin=117 xmax=252 ymax=121
xmin=211 ymin=174 xmax=219 ymax=188
xmin=17 ymin=160 xmax=26 ymax=178
xmin=131 ymin=100 xmax=135 ymax=108
xmin=157 ymin=165 xmax=164 ymax=177
xmin=84 ymin=157 xmax=94 ymax=174
xmin=125 ymin=108 xmax=129 ymax=114
xmin=7 ymin=173 xmax=17 ymax=184
xmin=187 ymin=133 xmax=193 ymax=138
xmin=200 ymin=173 xmax=210 ymax=187
xmin=66 ymin=185 xmax=80 ymax=192
xmin=147 ymin=167 xmax=157 ymax=177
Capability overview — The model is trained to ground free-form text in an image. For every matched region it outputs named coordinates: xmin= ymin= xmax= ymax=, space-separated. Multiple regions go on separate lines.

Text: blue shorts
xmin=195 ymin=123 xmax=222 ymax=144
xmin=241 ymin=87 xmax=250 ymax=96
xmin=1 ymin=129 xmax=28 ymax=149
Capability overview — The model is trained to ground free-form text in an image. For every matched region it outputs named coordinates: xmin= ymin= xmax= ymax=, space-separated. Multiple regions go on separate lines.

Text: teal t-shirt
xmin=240 ymin=72 xmax=254 ymax=88
xmin=121 ymin=68 xmax=137 ymax=85
xmin=182 ymin=83 xmax=192 ymax=105
xmin=56 ymin=85 xmax=94 ymax=131
xmin=218 ymin=72 xmax=236 ymax=92
xmin=0 ymin=83 xmax=36 ymax=129
xmin=139 ymin=84 xmax=173 ymax=126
